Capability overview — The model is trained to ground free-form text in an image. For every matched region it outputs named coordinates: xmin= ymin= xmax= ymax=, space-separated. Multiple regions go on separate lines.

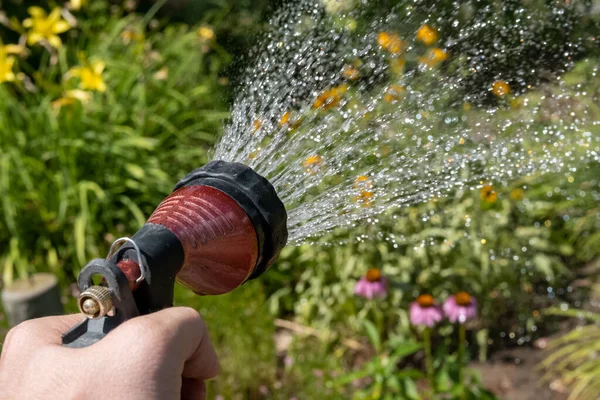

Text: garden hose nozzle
xmin=62 ymin=161 xmax=288 ymax=348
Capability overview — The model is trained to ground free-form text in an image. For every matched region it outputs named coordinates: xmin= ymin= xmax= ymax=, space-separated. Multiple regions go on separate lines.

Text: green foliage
xmin=0 ymin=1 xmax=228 ymax=283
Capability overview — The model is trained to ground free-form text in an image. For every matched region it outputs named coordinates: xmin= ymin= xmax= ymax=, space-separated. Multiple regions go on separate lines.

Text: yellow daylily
xmin=197 ymin=26 xmax=215 ymax=42
xmin=0 ymin=47 xmax=16 ymax=83
xmin=70 ymin=0 xmax=87 ymax=11
xmin=51 ymin=89 xmax=92 ymax=109
xmin=23 ymin=7 xmax=72 ymax=49
xmin=68 ymin=60 xmax=107 ymax=92
xmin=2 ymin=44 xmax=26 ymax=56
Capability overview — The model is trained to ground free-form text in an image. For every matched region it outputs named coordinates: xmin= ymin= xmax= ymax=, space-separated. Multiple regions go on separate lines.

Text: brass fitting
xmin=78 ymin=286 xmax=113 ymax=319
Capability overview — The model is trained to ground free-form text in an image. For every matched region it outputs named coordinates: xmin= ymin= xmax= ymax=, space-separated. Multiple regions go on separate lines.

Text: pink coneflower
xmin=443 ymin=292 xmax=478 ymax=324
xmin=410 ymin=294 xmax=443 ymax=327
xmin=354 ymin=269 xmax=387 ymax=299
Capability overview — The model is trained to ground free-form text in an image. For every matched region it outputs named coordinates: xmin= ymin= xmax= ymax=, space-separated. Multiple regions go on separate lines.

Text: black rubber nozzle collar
xmin=173 ymin=160 xmax=288 ymax=280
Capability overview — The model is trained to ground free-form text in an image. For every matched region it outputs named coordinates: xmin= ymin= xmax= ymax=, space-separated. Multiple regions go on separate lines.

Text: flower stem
xmin=458 ymin=324 xmax=467 ymax=400
xmin=423 ymin=327 xmax=435 ymax=393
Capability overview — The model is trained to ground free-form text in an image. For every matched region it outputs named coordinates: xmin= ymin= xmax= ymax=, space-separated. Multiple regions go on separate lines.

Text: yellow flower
xmin=377 ymin=32 xmax=406 ymax=54
xmin=0 ymin=47 xmax=16 ymax=84
xmin=480 ymin=185 xmax=497 ymax=203
xmin=510 ymin=188 xmax=525 ymax=201
xmin=51 ymin=89 xmax=92 ymax=109
xmin=492 ymin=80 xmax=510 ymax=97
xmin=313 ymin=85 xmax=348 ymax=110
xmin=342 ymin=65 xmax=360 ymax=80
xmin=248 ymin=150 xmax=260 ymax=160
xmin=2 ymin=44 xmax=26 ymax=56
xmin=69 ymin=0 xmax=87 ymax=11
xmin=418 ymin=48 xmax=448 ymax=68
xmin=353 ymin=175 xmax=374 ymax=190
xmin=303 ymin=155 xmax=323 ymax=174
xmin=353 ymin=190 xmax=374 ymax=207
xmin=252 ymin=119 xmax=262 ymax=134
xmin=68 ymin=60 xmax=107 ymax=92
xmin=416 ymin=25 xmax=438 ymax=45
xmin=383 ymin=84 xmax=405 ymax=103
xmin=23 ymin=7 xmax=71 ymax=49
xmin=279 ymin=111 xmax=301 ymax=129
xmin=197 ymin=26 xmax=215 ymax=41
xmin=352 ymin=176 xmax=374 ymax=207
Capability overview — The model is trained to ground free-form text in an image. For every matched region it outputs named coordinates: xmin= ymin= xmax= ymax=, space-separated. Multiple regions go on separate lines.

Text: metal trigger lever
xmin=106 ymin=237 xmax=148 ymax=283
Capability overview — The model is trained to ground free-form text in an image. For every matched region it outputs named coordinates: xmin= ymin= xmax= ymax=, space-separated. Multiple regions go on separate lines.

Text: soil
xmin=472 ymin=346 xmax=568 ymax=400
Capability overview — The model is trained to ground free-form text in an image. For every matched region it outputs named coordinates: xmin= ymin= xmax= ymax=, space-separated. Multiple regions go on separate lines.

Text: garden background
xmin=1 ymin=0 xmax=600 ymax=399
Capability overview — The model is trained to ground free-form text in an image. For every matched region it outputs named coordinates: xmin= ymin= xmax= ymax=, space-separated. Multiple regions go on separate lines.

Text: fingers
xmin=102 ymin=307 xmax=220 ymax=381
xmin=181 ymin=378 xmax=207 ymax=400
xmin=2 ymin=314 xmax=85 ymax=349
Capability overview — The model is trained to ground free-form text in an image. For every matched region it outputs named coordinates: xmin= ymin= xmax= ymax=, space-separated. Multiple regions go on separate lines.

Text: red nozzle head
xmin=147 ymin=161 xmax=288 ymax=295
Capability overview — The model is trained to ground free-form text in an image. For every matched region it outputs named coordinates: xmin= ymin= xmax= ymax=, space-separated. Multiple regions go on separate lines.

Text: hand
xmin=0 ymin=307 xmax=220 ymax=400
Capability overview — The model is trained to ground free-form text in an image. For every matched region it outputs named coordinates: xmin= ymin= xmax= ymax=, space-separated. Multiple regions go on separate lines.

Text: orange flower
xmin=383 ymin=84 xmax=405 ymax=103
xmin=416 ymin=25 xmax=438 ymax=45
xmin=313 ymin=85 xmax=348 ymax=110
xmin=492 ymin=80 xmax=510 ymax=97
xmin=480 ymin=184 xmax=497 ymax=203
xmin=303 ymin=155 xmax=323 ymax=174
xmin=353 ymin=175 xmax=374 ymax=190
xmin=377 ymin=32 xmax=406 ymax=54
xmin=342 ymin=65 xmax=360 ymax=80
xmin=418 ymin=48 xmax=448 ymax=67
xmin=252 ymin=119 xmax=262 ymax=134
xmin=354 ymin=190 xmax=374 ymax=207
xmin=279 ymin=111 xmax=301 ymax=129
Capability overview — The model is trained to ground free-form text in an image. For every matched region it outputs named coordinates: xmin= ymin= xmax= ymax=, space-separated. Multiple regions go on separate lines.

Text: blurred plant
xmin=335 ymin=320 xmax=424 ymax=399
xmin=445 ymin=292 xmax=478 ymax=399
xmin=22 ymin=6 xmax=71 ymax=49
xmin=0 ymin=1 xmax=230 ymax=285
xmin=540 ymin=308 xmax=600 ymax=400
xmin=410 ymin=294 xmax=443 ymax=392
xmin=67 ymin=59 xmax=107 ymax=92
xmin=354 ymin=269 xmax=387 ymax=299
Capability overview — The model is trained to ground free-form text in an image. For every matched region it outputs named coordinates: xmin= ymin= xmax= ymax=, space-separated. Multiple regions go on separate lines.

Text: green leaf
xmin=390 ymin=341 xmax=422 ymax=359
xmin=404 ymin=378 xmax=421 ymax=400
xmin=363 ymin=319 xmax=381 ymax=352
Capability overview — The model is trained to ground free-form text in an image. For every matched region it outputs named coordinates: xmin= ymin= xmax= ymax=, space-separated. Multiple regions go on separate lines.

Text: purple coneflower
xmin=443 ymin=291 xmax=477 ymax=324
xmin=354 ymin=269 xmax=387 ymax=299
xmin=410 ymin=294 xmax=443 ymax=327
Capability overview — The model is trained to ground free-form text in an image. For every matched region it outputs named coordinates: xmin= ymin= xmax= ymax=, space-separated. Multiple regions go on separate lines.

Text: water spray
xmin=62 ymin=161 xmax=288 ymax=348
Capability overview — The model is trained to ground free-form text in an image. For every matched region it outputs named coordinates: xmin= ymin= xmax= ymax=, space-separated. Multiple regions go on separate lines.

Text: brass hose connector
xmin=78 ymin=286 xmax=113 ymax=319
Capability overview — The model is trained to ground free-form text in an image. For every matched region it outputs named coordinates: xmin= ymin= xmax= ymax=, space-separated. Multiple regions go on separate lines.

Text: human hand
xmin=0 ymin=307 xmax=220 ymax=400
